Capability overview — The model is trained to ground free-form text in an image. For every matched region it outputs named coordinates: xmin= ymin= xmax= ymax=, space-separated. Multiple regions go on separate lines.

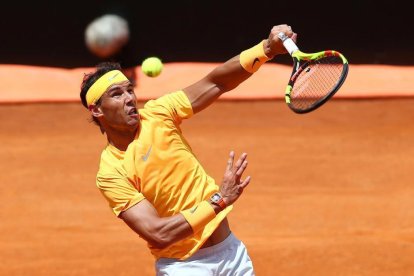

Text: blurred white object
xmin=85 ymin=14 xmax=130 ymax=58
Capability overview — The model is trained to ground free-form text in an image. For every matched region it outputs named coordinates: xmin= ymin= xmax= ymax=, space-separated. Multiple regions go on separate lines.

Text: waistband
xmin=190 ymin=232 xmax=237 ymax=259
xmin=157 ymin=232 xmax=239 ymax=263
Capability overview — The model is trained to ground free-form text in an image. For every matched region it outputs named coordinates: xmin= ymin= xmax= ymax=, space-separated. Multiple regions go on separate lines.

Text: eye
xmin=111 ymin=91 xmax=122 ymax=98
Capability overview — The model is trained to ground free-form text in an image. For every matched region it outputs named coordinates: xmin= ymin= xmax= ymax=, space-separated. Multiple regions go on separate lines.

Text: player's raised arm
xmin=119 ymin=151 xmax=251 ymax=249
xmin=183 ymin=24 xmax=296 ymax=114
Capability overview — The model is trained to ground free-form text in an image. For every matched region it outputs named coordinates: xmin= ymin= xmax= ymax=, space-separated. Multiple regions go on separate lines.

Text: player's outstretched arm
xmin=119 ymin=151 xmax=250 ymax=249
xmin=183 ymin=24 xmax=297 ymax=114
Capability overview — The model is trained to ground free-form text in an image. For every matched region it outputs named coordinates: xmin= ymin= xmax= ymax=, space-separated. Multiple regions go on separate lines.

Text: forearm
xmin=120 ymin=200 xmax=220 ymax=249
xmin=149 ymin=214 xmax=193 ymax=248
xmin=183 ymin=41 xmax=271 ymax=113
xmin=122 ymin=210 xmax=192 ymax=249
xmin=153 ymin=200 xmax=222 ymax=247
xmin=205 ymin=55 xmax=253 ymax=93
xmin=183 ymin=56 xmax=251 ymax=113
xmin=206 ymin=38 xmax=274 ymax=91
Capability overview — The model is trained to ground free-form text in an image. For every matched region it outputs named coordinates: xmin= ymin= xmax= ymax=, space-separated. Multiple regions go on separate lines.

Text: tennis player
xmin=80 ymin=24 xmax=296 ymax=275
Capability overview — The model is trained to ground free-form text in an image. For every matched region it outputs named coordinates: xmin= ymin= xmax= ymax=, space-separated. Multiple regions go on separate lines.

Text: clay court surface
xmin=2 ymin=96 xmax=414 ymax=275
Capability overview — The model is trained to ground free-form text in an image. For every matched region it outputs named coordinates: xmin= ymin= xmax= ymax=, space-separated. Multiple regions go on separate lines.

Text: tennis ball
xmin=141 ymin=57 xmax=163 ymax=77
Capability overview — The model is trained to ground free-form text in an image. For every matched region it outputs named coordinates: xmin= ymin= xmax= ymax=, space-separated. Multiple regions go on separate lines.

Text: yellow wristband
xmin=239 ymin=40 xmax=270 ymax=73
xmin=180 ymin=201 xmax=216 ymax=233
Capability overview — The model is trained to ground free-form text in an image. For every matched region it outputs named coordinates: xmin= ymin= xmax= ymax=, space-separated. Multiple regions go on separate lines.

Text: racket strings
xmin=290 ymin=56 xmax=344 ymax=110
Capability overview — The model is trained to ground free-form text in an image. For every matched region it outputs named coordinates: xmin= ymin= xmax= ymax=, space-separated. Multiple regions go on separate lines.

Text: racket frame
xmin=278 ymin=32 xmax=349 ymax=114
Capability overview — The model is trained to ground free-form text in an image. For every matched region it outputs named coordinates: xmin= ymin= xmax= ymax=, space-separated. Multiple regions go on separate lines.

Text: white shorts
xmin=155 ymin=233 xmax=255 ymax=276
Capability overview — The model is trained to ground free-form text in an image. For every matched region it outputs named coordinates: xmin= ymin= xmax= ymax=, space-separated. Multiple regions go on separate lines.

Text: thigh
xmin=218 ymin=238 xmax=255 ymax=276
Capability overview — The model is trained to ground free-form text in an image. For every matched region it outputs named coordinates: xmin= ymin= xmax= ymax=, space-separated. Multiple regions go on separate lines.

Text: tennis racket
xmin=278 ymin=32 xmax=349 ymax=114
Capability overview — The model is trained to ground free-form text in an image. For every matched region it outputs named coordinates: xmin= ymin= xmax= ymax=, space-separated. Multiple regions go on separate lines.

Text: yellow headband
xmin=86 ymin=70 xmax=129 ymax=106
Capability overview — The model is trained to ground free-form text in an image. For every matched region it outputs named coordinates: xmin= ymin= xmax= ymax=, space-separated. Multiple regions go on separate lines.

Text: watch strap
xmin=210 ymin=192 xmax=227 ymax=210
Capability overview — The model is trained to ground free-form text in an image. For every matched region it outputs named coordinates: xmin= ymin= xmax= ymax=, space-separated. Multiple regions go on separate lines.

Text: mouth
xmin=127 ymin=107 xmax=138 ymax=116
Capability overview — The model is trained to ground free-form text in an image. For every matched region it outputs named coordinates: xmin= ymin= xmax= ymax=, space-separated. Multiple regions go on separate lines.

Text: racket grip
xmin=277 ymin=32 xmax=299 ymax=56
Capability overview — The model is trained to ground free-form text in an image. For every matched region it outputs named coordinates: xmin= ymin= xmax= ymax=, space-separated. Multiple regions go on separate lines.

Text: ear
xmin=88 ymin=104 xmax=103 ymax=119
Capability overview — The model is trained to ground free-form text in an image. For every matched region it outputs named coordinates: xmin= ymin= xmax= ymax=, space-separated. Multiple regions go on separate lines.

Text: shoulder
xmin=142 ymin=91 xmax=193 ymax=120
xmin=97 ymin=145 xmax=125 ymax=179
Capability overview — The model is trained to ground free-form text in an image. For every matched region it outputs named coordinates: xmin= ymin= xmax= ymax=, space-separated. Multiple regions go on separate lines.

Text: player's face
xmin=98 ymin=80 xmax=139 ymax=131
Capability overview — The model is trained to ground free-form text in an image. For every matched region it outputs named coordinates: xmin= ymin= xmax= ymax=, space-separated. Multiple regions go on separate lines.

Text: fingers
xmin=291 ymin=32 xmax=298 ymax=43
xmin=286 ymin=25 xmax=293 ymax=37
xmin=280 ymin=24 xmax=293 ymax=36
xmin=226 ymin=151 xmax=247 ymax=172
xmin=226 ymin=151 xmax=235 ymax=171
xmin=236 ymin=176 xmax=251 ymax=195
xmin=234 ymin=152 xmax=247 ymax=171
xmin=240 ymin=175 xmax=251 ymax=189
xmin=232 ymin=153 xmax=248 ymax=184
xmin=235 ymin=159 xmax=248 ymax=178
xmin=220 ymin=151 xmax=251 ymax=205
xmin=272 ymin=24 xmax=295 ymax=38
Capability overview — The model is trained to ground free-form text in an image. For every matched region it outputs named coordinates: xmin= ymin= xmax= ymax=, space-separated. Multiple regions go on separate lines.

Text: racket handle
xmin=277 ymin=32 xmax=299 ymax=56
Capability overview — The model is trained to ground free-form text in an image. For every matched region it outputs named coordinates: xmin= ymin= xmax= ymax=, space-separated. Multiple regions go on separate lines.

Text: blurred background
xmin=1 ymin=1 xmax=414 ymax=276
xmin=0 ymin=0 xmax=412 ymax=68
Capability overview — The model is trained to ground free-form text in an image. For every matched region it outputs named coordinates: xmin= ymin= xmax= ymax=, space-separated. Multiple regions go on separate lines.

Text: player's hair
xmin=79 ymin=62 xmax=122 ymax=130
xmin=79 ymin=62 xmax=122 ymax=108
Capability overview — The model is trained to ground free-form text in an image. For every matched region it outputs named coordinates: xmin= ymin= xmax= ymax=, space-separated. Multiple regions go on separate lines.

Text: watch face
xmin=211 ymin=193 xmax=221 ymax=202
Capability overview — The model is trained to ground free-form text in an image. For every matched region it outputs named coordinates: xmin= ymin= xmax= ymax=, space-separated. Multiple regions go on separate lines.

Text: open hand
xmin=219 ymin=151 xmax=251 ymax=206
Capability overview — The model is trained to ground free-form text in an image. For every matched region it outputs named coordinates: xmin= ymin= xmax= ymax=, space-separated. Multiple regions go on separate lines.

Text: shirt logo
xmin=189 ymin=206 xmax=198 ymax=214
xmin=141 ymin=145 xmax=152 ymax=162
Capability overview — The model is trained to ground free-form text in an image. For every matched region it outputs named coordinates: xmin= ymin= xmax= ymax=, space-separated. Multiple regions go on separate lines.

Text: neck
xmin=106 ymin=127 xmax=138 ymax=151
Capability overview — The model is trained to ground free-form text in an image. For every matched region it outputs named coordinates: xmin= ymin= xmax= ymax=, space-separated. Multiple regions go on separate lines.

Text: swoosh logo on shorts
xmin=141 ymin=145 xmax=152 ymax=162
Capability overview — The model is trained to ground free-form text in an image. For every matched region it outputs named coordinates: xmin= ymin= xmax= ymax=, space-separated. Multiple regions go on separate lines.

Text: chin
xmin=127 ymin=117 xmax=139 ymax=128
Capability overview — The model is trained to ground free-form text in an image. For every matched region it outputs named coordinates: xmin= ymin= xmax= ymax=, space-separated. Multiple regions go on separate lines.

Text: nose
xmin=124 ymin=91 xmax=135 ymax=104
